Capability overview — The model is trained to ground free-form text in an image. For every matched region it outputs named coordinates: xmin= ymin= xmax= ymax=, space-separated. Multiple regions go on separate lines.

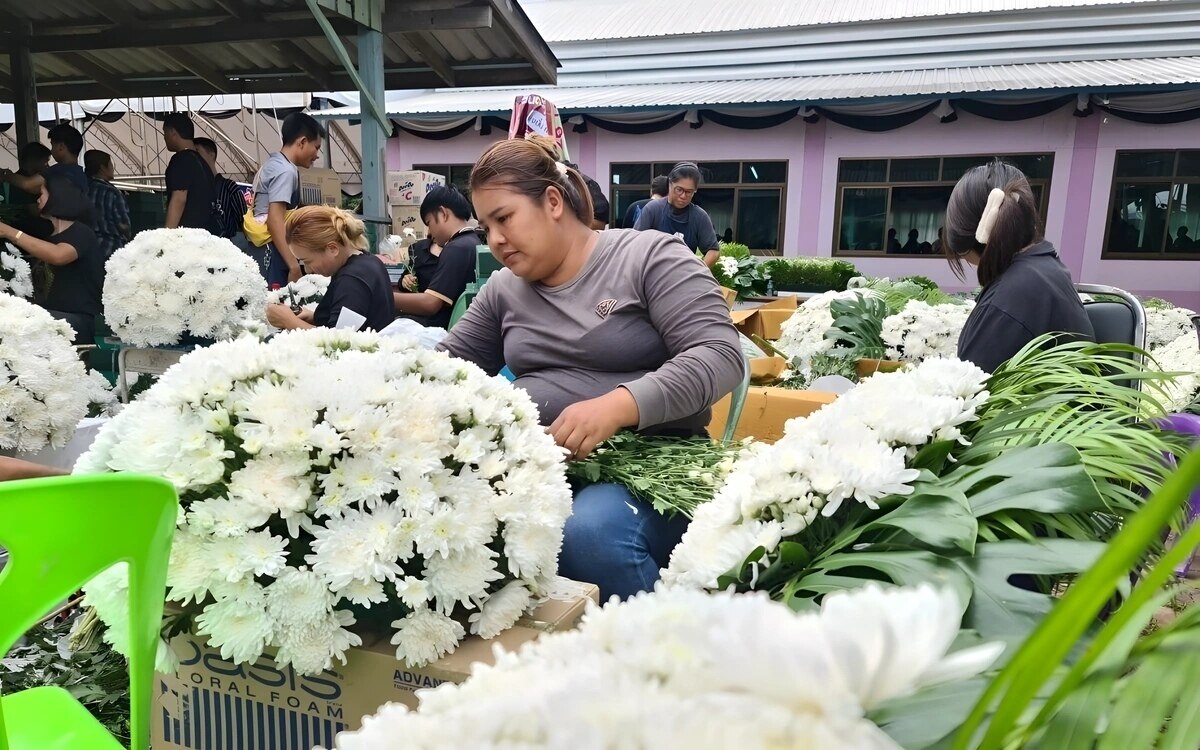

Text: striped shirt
xmin=212 ymin=175 xmax=248 ymax=239
xmin=87 ymin=178 xmax=130 ymax=257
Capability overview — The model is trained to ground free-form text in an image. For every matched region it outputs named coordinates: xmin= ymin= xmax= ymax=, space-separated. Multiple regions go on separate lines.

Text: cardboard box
xmin=709 ymin=386 xmax=837 ymax=443
xmin=298 ymin=168 xmax=342 ymax=207
xmin=389 ymin=205 xmax=427 ymax=239
xmin=856 ymin=358 xmax=906 ymax=379
xmin=386 ymin=170 xmax=445 ymax=206
xmin=730 ymin=296 xmax=798 ymax=341
xmin=718 ymin=286 xmax=737 ymax=309
xmin=151 ymin=579 xmax=598 ymax=749
xmin=749 ymin=356 xmax=787 ymax=383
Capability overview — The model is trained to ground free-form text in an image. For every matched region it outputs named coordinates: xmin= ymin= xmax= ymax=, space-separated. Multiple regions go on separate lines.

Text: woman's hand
xmin=549 ymin=388 xmax=640 ymax=460
xmin=0 ymin=221 xmax=15 ymax=242
xmin=266 ymin=303 xmax=299 ymax=328
xmin=297 ymin=307 xmax=315 ymax=323
xmin=401 ymin=273 xmax=418 ymax=292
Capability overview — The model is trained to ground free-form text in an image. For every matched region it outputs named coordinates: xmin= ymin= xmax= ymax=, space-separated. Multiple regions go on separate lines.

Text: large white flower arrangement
xmin=1154 ymin=333 xmax=1200 ymax=412
xmin=328 ymin=585 xmax=1001 ymax=750
xmin=1145 ymin=303 xmax=1197 ymax=351
xmin=78 ymin=328 xmax=573 ymax=674
xmin=0 ymin=295 xmax=113 ymax=451
xmin=103 ymin=228 xmax=267 ymax=346
xmin=776 ymin=288 xmax=878 ymax=364
xmin=266 ymin=274 xmax=330 ymax=311
xmin=0 ymin=243 xmax=33 ymax=298
xmin=663 ymin=357 xmax=989 ymax=589
xmin=882 ymin=300 xmax=976 ymax=363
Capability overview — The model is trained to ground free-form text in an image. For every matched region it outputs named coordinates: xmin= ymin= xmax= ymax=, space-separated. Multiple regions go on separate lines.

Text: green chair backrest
xmin=722 ymin=354 xmax=752 ymax=444
xmin=447 ymin=283 xmax=480 ymax=330
xmin=0 ymin=474 xmax=179 ymax=750
xmin=476 ymin=245 xmax=503 ymax=282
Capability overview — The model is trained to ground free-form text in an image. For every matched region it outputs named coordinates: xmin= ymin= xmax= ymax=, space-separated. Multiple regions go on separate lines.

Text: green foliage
xmin=954 ymin=448 xmax=1200 ymax=750
xmin=710 ymin=243 xmax=771 ymax=299
xmin=1141 ymin=296 xmax=1175 ymax=311
xmin=860 ymin=276 xmax=963 ymax=312
xmin=825 ymin=294 xmax=890 ymax=358
xmin=1 ymin=608 xmax=131 ymax=743
xmin=717 ymin=242 xmax=752 ymax=259
xmin=776 ymin=350 xmax=860 ymax=390
xmin=761 ymin=257 xmax=858 ymax=291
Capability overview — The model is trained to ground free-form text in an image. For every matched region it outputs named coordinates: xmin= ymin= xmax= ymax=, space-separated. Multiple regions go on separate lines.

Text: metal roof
xmin=0 ymin=0 xmax=558 ymax=102
xmin=522 ymin=0 xmax=1174 ymax=42
xmin=314 ymin=56 xmax=1200 ymax=118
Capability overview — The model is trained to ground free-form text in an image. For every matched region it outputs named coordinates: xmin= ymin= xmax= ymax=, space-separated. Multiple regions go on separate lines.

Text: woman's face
xmin=473 ymin=185 xmax=569 ymax=282
xmin=290 ymin=241 xmax=341 ymax=277
xmin=668 ymin=178 xmax=697 ymax=210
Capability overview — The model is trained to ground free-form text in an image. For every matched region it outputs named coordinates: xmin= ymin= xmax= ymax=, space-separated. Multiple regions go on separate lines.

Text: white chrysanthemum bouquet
xmin=0 ymin=243 xmax=33 ymax=298
xmin=0 ymin=295 xmax=114 ymax=451
xmin=1154 ymin=332 xmax=1199 ymax=412
xmin=882 ymin=299 xmax=976 ymax=363
xmin=327 ymin=585 xmax=1001 ymax=750
xmin=77 ymin=328 xmax=573 ymax=675
xmin=266 ymin=273 xmax=330 ymax=311
xmin=1145 ymin=302 xmax=1197 ymax=350
xmin=103 ymin=228 xmax=267 ymax=346
xmin=663 ymin=357 xmax=989 ymax=589
xmin=776 ymin=288 xmax=878 ymax=364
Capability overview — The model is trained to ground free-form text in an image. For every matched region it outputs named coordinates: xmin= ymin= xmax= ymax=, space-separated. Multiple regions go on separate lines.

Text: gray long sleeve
xmin=439 ymin=229 xmax=744 ymax=434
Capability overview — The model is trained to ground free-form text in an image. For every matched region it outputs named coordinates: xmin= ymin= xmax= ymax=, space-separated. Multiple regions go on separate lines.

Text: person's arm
xmin=165 ymin=191 xmax=187 ymax=229
xmin=266 ymin=202 xmax=301 ymax=282
xmin=266 ymin=303 xmax=315 ymax=330
xmin=696 ymin=209 xmax=721 ymax=267
xmin=621 ymin=237 xmax=744 ymax=429
xmin=114 ymin=188 xmax=131 ymax=238
xmin=437 ymin=281 xmax=506 ymax=374
xmin=0 ymin=222 xmax=79 ymax=266
xmin=2 ymin=169 xmax=44 ymax=195
xmin=393 ymin=290 xmax=444 ymax=317
xmin=0 ymin=456 xmax=68 ymax=481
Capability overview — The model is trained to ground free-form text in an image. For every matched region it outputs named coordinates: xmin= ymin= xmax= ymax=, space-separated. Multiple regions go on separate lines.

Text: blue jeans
xmin=558 ymin=483 xmax=690 ymax=601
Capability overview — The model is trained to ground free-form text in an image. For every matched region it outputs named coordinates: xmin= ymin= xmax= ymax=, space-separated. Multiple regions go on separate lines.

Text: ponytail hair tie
xmin=556 ymin=161 xmax=569 ymax=178
xmin=975 ymin=188 xmax=1007 ymax=245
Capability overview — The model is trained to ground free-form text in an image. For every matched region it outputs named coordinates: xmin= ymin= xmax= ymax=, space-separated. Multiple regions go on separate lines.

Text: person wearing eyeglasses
xmin=633 ymin=162 xmax=720 ymax=267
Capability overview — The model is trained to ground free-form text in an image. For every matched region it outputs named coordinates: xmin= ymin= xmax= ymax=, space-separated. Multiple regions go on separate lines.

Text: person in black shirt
xmin=944 ymin=159 xmax=1094 ymax=373
xmin=1 ymin=142 xmax=53 ymax=240
xmin=1 ymin=125 xmax=88 ymax=199
xmin=163 ymin=113 xmax=216 ymax=232
xmin=622 ymin=175 xmax=668 ymax=229
xmin=399 ymin=237 xmax=443 ymax=292
xmin=265 ymin=206 xmax=394 ymax=332
xmin=393 ymin=186 xmax=482 ymax=329
xmin=0 ymin=175 xmax=104 ymax=343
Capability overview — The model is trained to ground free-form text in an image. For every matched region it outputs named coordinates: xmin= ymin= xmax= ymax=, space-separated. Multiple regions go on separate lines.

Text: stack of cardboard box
xmin=387 ymin=170 xmax=446 ymax=239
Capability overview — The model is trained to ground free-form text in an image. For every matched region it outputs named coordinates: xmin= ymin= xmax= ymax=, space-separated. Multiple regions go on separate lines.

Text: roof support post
xmin=357 ymin=22 xmax=389 ymax=239
xmin=9 ymin=19 xmax=40 ymax=147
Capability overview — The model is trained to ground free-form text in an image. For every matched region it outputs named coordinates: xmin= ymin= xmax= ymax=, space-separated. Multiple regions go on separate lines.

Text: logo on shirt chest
xmin=595 ymin=299 xmax=617 ymax=319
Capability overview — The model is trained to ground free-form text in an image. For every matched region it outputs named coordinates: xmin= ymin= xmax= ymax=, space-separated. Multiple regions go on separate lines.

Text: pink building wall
xmin=385 ymin=109 xmax=1199 ymax=307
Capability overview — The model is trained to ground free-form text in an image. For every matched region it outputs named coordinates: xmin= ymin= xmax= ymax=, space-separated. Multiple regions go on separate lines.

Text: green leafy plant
xmin=860 ymin=276 xmax=963 ymax=311
xmin=711 ymin=243 xmax=771 ymax=300
xmin=824 ymin=294 xmax=890 ymax=358
xmin=2 ymin=606 xmax=131 ymax=743
xmin=761 ymin=258 xmax=858 ymax=291
xmin=954 ymin=447 xmax=1200 ymax=750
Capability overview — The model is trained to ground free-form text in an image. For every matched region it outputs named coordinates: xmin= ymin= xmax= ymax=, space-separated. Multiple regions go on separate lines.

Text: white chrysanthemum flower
xmin=390 ymin=607 xmax=466 ymax=667
xmin=104 ymin=228 xmax=267 ymax=346
xmin=776 ymin=289 xmax=879 ymax=364
xmin=76 ymin=328 xmax=572 ymax=675
xmin=266 ymin=274 xmax=330 ymax=311
xmin=882 ymin=300 xmax=975 ymax=363
xmin=1154 ymin=332 xmax=1200 ymax=411
xmin=1145 ymin=303 xmax=1197 ymax=350
xmin=468 ymin=580 xmax=532 ymax=638
xmin=194 ymin=582 xmax=275 ymax=665
xmin=328 ymin=585 xmax=1000 ymax=750
xmin=0 ymin=243 xmax=34 ymax=298
xmin=0 ymin=295 xmax=112 ymax=451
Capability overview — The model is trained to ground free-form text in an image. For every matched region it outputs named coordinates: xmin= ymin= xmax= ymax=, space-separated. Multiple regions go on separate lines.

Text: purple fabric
xmin=1159 ymin=413 xmax=1200 ymax=576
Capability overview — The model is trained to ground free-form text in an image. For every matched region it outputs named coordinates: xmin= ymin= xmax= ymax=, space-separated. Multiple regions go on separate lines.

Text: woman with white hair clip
xmin=943 ymin=159 xmax=1094 ymax=373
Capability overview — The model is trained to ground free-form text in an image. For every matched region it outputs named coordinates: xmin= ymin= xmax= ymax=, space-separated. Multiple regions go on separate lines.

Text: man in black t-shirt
xmin=393 ymin=186 xmax=482 ymax=329
xmin=622 ymin=175 xmax=669 ymax=229
xmin=163 ymin=113 xmax=216 ymax=232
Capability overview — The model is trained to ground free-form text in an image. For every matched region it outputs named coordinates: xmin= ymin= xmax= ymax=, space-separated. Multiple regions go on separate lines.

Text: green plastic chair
xmin=0 ymin=474 xmax=179 ymax=750
xmin=722 ymin=354 xmax=752 ymax=444
xmin=447 ymin=282 xmax=480 ymax=330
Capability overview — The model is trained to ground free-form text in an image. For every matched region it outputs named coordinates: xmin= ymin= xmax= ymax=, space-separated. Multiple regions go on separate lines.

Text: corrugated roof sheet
xmin=523 ymin=0 xmax=1173 ymax=42
xmin=317 ymin=56 xmax=1200 ymax=118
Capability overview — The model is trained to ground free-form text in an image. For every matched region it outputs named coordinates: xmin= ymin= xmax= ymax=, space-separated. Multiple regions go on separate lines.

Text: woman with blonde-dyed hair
xmin=265 ymin=205 xmax=395 ymax=331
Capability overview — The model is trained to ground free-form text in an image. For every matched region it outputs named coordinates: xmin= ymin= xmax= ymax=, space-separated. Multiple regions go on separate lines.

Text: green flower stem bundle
xmin=566 ymin=432 xmax=745 ymax=518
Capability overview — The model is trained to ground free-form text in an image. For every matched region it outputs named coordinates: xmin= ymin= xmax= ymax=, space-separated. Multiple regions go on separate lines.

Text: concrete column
xmin=9 ymin=20 xmax=40 ymax=147
xmin=356 ymin=26 xmax=388 ymax=235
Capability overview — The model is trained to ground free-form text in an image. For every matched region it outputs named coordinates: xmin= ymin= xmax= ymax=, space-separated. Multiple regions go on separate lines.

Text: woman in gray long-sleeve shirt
xmin=438 ymin=136 xmax=743 ymax=600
